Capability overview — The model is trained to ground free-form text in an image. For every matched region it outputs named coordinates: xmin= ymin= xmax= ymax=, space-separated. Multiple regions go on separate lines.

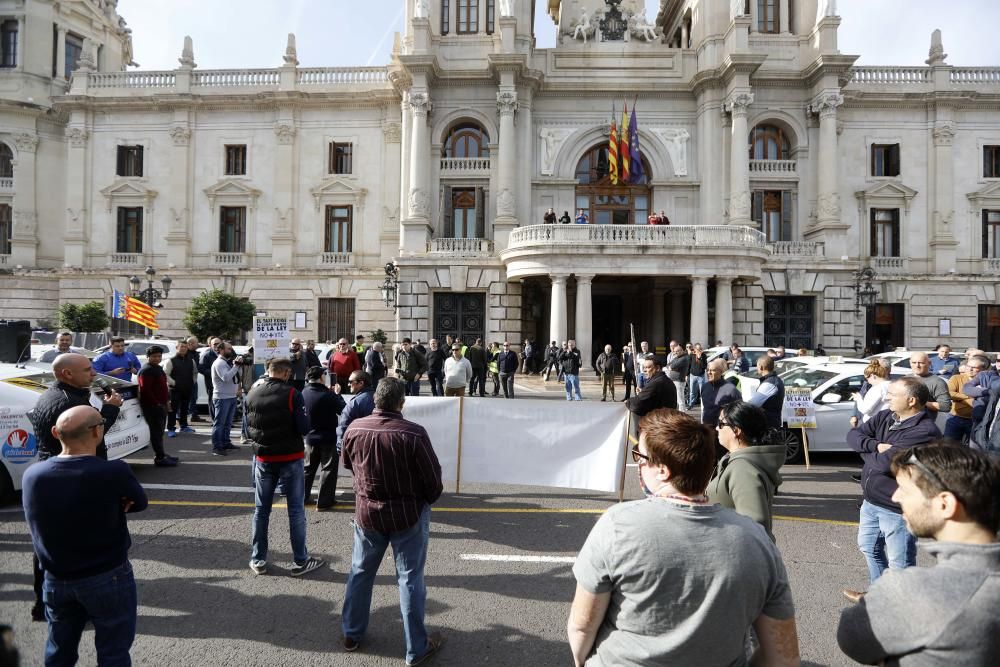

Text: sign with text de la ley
xmin=782 ymin=387 xmax=816 ymax=429
xmin=252 ymin=317 xmax=290 ymax=364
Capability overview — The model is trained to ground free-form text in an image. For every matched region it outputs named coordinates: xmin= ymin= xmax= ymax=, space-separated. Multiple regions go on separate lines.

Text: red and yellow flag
xmin=620 ymin=100 xmax=631 ymax=183
xmin=124 ymin=296 xmax=160 ymax=330
xmin=609 ymin=104 xmax=619 ymax=185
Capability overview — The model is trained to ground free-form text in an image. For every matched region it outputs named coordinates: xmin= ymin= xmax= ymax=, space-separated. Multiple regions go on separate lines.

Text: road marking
xmin=143 ymin=483 xmax=252 ymax=493
xmin=773 ymin=514 xmax=859 ymax=527
xmin=460 ymin=554 xmax=576 ymax=564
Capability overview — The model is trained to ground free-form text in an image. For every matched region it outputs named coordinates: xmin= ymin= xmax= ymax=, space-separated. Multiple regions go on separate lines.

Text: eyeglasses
xmin=349 ymin=379 xmax=363 ymax=385
xmin=717 ymin=420 xmax=731 ymax=429
xmin=86 ymin=421 xmax=105 ymax=431
xmin=905 ymin=451 xmax=951 ymax=496
xmin=631 ymin=445 xmax=650 ymax=464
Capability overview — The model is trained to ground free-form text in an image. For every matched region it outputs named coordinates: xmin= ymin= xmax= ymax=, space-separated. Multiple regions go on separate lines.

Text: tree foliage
xmin=58 ymin=301 xmax=109 ymax=333
xmin=370 ymin=328 xmax=388 ymax=345
xmin=183 ymin=289 xmax=256 ymax=341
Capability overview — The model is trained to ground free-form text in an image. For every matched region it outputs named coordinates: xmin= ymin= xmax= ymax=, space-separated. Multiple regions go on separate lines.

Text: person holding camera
xmin=211 ymin=342 xmax=243 ymax=456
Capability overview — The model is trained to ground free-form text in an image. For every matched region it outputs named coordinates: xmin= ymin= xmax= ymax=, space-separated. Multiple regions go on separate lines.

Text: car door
xmin=811 ymin=374 xmax=865 ymax=451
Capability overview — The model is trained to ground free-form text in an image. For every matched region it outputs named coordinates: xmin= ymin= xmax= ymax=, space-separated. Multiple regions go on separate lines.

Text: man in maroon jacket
xmin=330 ymin=338 xmax=361 ymax=393
xmin=137 ymin=346 xmax=179 ymax=467
xmin=341 ymin=376 xmax=443 ymax=666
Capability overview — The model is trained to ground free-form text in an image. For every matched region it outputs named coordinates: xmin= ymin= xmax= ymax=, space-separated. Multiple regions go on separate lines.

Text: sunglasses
xmin=630 ymin=445 xmax=650 ymax=464
xmin=717 ymin=420 xmax=731 ymax=429
xmin=905 ymin=451 xmax=953 ymax=497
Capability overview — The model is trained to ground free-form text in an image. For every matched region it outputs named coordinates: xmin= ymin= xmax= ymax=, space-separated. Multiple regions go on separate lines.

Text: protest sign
xmin=252 ymin=317 xmax=290 ymax=364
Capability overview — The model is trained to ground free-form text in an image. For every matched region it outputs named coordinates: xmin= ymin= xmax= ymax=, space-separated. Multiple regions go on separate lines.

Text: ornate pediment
xmin=967 ymin=181 xmax=1000 ymax=205
xmin=310 ymin=177 xmax=367 ymax=212
xmin=99 ymin=179 xmax=157 ymax=212
xmin=855 ymin=180 xmax=918 ymax=212
xmin=203 ymin=178 xmax=261 ymax=211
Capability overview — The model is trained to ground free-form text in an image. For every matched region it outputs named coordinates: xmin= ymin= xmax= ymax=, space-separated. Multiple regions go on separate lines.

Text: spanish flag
xmin=125 ymin=295 xmax=160 ymax=330
xmin=620 ymin=100 xmax=631 ymax=183
xmin=609 ymin=103 xmax=619 ymax=185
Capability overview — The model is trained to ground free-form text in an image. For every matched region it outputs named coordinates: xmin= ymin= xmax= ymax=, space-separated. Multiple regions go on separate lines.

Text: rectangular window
xmin=1 ymin=20 xmax=17 ymax=68
xmin=757 ymin=0 xmax=778 ymax=33
xmin=871 ymin=143 xmax=901 ymax=177
xmin=870 ymin=208 xmax=900 ymax=257
xmin=452 ymin=188 xmax=476 ymax=238
xmin=0 ymin=203 xmax=10 ymax=254
xmin=751 ymin=190 xmax=792 ymax=242
xmin=219 ymin=206 xmax=246 ymax=253
xmin=441 ymin=0 xmax=450 ymax=34
xmin=458 ymin=0 xmax=479 ymax=34
xmin=116 ymin=145 xmax=144 ymax=177
xmin=984 ymin=145 xmax=1000 ymax=179
xmin=115 ymin=207 xmax=143 ymax=254
xmin=324 ymin=205 xmax=353 ymax=252
xmin=486 ymin=0 xmax=495 ymax=34
xmin=224 ymin=144 xmax=247 ymax=176
xmin=318 ymin=298 xmax=355 ymax=344
xmin=979 ymin=304 xmax=1000 ymax=351
xmin=983 ymin=210 xmax=1000 ymax=258
xmin=328 ymin=142 xmax=353 ymax=175
xmin=64 ymin=32 xmax=83 ymax=78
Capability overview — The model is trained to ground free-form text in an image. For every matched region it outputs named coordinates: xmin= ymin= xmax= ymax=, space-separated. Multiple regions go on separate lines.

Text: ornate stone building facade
xmin=2 ymin=0 xmax=1000 ymax=363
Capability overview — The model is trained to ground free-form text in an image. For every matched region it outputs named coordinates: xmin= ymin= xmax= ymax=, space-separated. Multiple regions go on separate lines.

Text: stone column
xmin=56 ymin=26 xmax=67 ymax=79
xmin=779 ymin=0 xmax=790 ymax=33
xmin=670 ymin=289 xmax=685 ymax=342
xmin=165 ymin=120 xmax=191 ymax=267
xmin=724 ymin=92 xmax=753 ymax=226
xmin=63 ymin=122 xmax=89 ymax=267
xmin=714 ymin=277 xmax=733 ymax=346
xmin=549 ymin=274 xmax=568 ymax=344
xmin=399 ymin=95 xmax=412 ymax=235
xmin=401 ymin=91 xmax=432 ymax=253
xmin=690 ymin=277 xmax=709 ymax=346
xmin=271 ymin=115 xmax=296 ymax=266
xmin=10 ymin=133 xmax=38 ymax=266
xmin=681 ymin=21 xmax=689 ymax=48
xmin=574 ymin=274 xmax=594 ymax=369
xmin=749 ymin=0 xmax=757 ymax=32
xmin=930 ymin=120 xmax=958 ymax=270
xmin=16 ymin=16 xmax=25 ymax=70
xmin=494 ymin=89 xmax=519 ymax=250
xmin=807 ymin=91 xmax=848 ymax=256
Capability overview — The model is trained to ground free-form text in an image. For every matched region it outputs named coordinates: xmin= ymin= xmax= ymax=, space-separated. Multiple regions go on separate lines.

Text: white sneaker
xmin=249 ymin=560 xmax=267 ymax=575
xmin=290 ymin=557 xmax=325 ymax=577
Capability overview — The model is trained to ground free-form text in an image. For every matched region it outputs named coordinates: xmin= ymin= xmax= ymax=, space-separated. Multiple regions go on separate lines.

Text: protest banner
xmin=252 ymin=317 xmax=290 ymax=365
xmin=782 ymin=387 xmax=815 ymax=468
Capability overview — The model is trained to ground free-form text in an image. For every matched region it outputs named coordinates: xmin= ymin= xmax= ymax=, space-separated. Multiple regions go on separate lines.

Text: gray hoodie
xmin=706 ymin=444 xmax=785 ymax=541
xmin=837 ymin=541 xmax=1000 ymax=665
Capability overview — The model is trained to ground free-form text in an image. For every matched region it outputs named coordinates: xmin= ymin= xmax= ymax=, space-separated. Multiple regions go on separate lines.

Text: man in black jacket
xmin=302 ymin=366 xmax=346 ymax=511
xmin=496 ymin=341 xmax=519 ymax=399
xmin=164 ymin=340 xmax=198 ymax=436
xmin=424 ymin=339 xmax=448 ymax=397
xmin=245 ymin=357 xmax=324 ymax=577
xmin=622 ymin=344 xmax=636 ymax=402
xmin=465 ymin=338 xmax=488 ymax=397
xmin=558 ymin=340 xmax=584 ymax=401
xmin=626 ymin=355 xmax=678 ymax=417
xmin=27 ymin=352 xmax=123 ymax=622
xmin=543 ymin=341 xmax=560 ymax=381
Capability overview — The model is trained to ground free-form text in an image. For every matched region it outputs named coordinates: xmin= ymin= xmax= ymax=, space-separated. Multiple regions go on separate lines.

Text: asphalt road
xmin=0 ymin=414 xmax=917 ymax=667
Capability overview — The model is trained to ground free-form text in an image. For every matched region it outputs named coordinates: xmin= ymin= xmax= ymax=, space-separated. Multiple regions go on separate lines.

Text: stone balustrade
xmin=768 ymin=241 xmax=825 ymax=257
xmin=318 ymin=252 xmax=354 ymax=266
xmin=0 ymin=177 xmax=12 ymax=191
xmin=192 ymin=69 xmax=280 ymax=87
xmin=850 ymin=66 xmax=931 ymax=85
xmin=88 ymin=71 xmax=177 ymax=88
xmin=951 ymin=68 xmax=1000 ymax=85
xmin=871 ymin=256 xmax=907 ymax=273
xmin=211 ymin=252 xmax=247 ymax=267
xmin=749 ymin=159 xmax=796 ymax=175
xmin=428 ymin=237 xmax=494 ymax=256
xmin=508 ymin=224 xmax=767 ymax=249
xmin=297 ymin=67 xmax=389 ymax=85
xmin=984 ymin=258 xmax=1000 ymax=274
xmin=108 ymin=253 xmax=142 ymax=266
xmin=440 ymin=157 xmax=491 ymax=173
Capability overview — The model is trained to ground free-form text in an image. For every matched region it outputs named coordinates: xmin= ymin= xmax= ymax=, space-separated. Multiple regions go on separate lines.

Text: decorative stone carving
xmin=538 ymin=128 xmax=575 ymax=176
xmin=497 ymin=188 xmax=515 ymax=216
xmin=168 ymin=207 xmax=187 ymax=232
xmin=499 ymin=0 xmax=516 ymax=18
xmin=933 ymin=122 xmax=955 ymax=146
xmin=496 ymin=91 xmax=518 ymax=115
xmin=383 ymin=122 xmax=401 ymax=143
xmin=724 ymin=92 xmax=754 ymax=117
xmin=67 ymin=128 xmax=90 ymax=147
xmin=729 ymin=191 xmax=751 ymax=221
xmin=570 ymin=9 xmax=596 ymax=43
xmin=169 ymin=125 xmax=191 ymax=146
xmin=409 ymin=92 xmax=432 ymax=117
xmin=178 ymin=35 xmax=196 ymax=69
xmin=599 ymin=0 xmax=627 ymax=41
xmin=818 ymin=193 xmax=841 ymax=220
xmin=809 ymin=92 xmax=844 ymax=119
xmin=731 ymin=0 xmax=748 ymax=18
xmin=273 ymin=122 xmax=296 ymax=144
xmin=275 ymin=207 xmax=293 ymax=231
xmin=413 ymin=0 xmax=429 ymax=20
xmin=12 ymin=211 xmax=36 ymax=236
xmin=816 ymin=0 xmax=838 ymax=23
xmin=14 ymin=133 xmax=38 ymax=153
xmin=926 ymin=28 xmax=947 ymax=65
xmin=627 ymin=13 xmax=659 ymax=42
xmin=651 ymin=128 xmax=690 ymax=177
xmin=66 ymin=208 xmax=85 ymax=230
xmin=408 ymin=188 xmax=429 ymax=218
xmin=77 ymin=38 xmax=95 ymax=72
xmin=283 ymin=33 xmax=298 ymax=66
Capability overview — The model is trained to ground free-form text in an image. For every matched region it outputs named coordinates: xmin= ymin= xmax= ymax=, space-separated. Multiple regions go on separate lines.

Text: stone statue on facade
xmin=572 ymin=9 xmax=596 ymax=43
xmin=283 ymin=33 xmax=298 ymax=66
xmin=731 ymin=0 xmax=748 ymax=19
xmin=178 ymin=35 xmax=196 ymax=69
xmin=628 ymin=13 xmax=659 ymax=42
xmin=539 ymin=128 xmax=574 ymax=176
xmin=499 ymin=0 xmax=516 ymax=18
xmin=652 ymin=128 xmax=690 ymax=177
xmin=414 ymin=0 xmax=429 ymax=20
xmin=926 ymin=29 xmax=947 ymax=65
xmin=815 ymin=0 xmax=837 ymax=23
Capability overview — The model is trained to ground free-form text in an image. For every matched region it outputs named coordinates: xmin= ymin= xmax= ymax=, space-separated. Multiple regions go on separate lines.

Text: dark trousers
xmin=292 ymin=379 xmax=305 ymax=392
xmin=499 ymin=372 xmax=515 ymax=398
xmin=202 ymin=374 xmax=215 ymax=420
xmin=189 ymin=381 xmax=200 ymax=417
xmin=404 ymin=379 xmax=421 ymax=396
xmin=469 ymin=368 xmax=486 ymax=396
xmin=335 ymin=376 xmax=351 ymax=394
xmin=624 ymin=374 xmax=636 ymax=400
xmin=304 ymin=443 xmax=339 ymax=509
xmin=141 ymin=405 xmax=168 ymax=460
xmin=543 ymin=360 xmax=559 ymax=381
xmin=427 ymin=371 xmax=444 ymax=397
xmin=168 ymin=387 xmax=191 ymax=430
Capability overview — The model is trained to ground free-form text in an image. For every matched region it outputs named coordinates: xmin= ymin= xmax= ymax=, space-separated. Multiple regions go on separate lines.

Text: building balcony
xmin=749 ymin=160 xmax=796 ymax=177
xmin=317 ymin=252 xmax=354 ymax=267
xmin=983 ymin=258 xmax=1000 ymax=275
xmin=501 ymin=224 xmax=770 ymax=280
xmin=210 ymin=252 xmax=248 ymax=268
xmin=427 ymin=237 xmax=494 ymax=257
xmin=767 ymin=241 xmax=825 ymax=258
xmin=870 ymin=256 xmax=908 ymax=274
xmin=108 ymin=253 xmax=143 ymax=267
xmin=0 ymin=177 xmax=13 ymax=192
xmin=439 ymin=157 xmax=491 ymax=177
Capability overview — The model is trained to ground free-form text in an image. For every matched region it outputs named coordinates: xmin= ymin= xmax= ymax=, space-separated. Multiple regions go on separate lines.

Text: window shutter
xmin=984 ymin=210 xmax=990 ymax=258
xmin=116 ymin=147 xmax=125 ymax=176
xmin=751 ymin=190 xmax=763 ymax=228
xmin=781 ymin=191 xmax=793 ymax=242
xmin=116 ymin=208 xmax=125 ymax=253
xmin=135 ymin=145 xmax=144 ymax=177
xmin=442 ymin=185 xmax=453 ymax=238
xmin=890 ymin=144 xmax=900 ymax=177
xmin=870 ymin=208 xmax=877 ymax=256
xmin=891 ymin=209 xmax=900 ymax=257
xmin=475 ymin=186 xmax=486 ymax=238
xmin=985 ymin=148 xmax=991 ymax=179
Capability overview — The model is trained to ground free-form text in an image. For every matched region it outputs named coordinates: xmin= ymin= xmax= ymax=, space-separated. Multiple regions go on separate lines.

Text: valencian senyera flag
xmin=629 ymin=101 xmax=643 ymax=183
xmin=113 ymin=289 xmax=160 ymax=330
xmin=609 ymin=103 xmax=619 ymax=185
xmin=620 ymin=101 xmax=631 ymax=183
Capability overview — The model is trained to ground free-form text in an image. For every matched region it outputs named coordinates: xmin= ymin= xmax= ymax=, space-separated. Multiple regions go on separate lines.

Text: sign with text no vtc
xmin=253 ymin=317 xmax=290 ymax=364
xmin=782 ymin=387 xmax=816 ymax=429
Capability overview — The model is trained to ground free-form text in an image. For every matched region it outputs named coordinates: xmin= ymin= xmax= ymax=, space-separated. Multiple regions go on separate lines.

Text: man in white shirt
xmin=443 ymin=344 xmax=472 ymax=397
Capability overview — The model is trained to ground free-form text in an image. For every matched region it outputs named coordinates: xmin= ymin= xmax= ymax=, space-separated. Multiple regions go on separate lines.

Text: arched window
xmin=749 ymin=124 xmax=790 ymax=160
xmin=0 ymin=143 xmax=12 ymax=179
xmin=574 ymin=144 xmax=653 ymax=225
xmin=443 ymin=123 xmax=490 ymax=158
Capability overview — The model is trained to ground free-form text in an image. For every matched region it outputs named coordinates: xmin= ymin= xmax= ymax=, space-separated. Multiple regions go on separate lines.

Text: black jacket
xmin=622 ymin=352 xmax=635 ymax=378
xmin=545 ymin=345 xmax=560 ymax=363
xmin=558 ymin=349 xmax=583 ymax=375
xmin=465 ymin=344 xmax=487 ymax=370
xmin=626 ymin=372 xmax=678 ymax=416
xmin=595 ymin=352 xmax=619 ymax=375
xmin=667 ymin=353 xmax=690 ymax=381
xmin=497 ymin=350 xmax=519 ymax=374
xmin=198 ymin=348 xmax=218 ymax=377
xmin=304 ymin=349 xmax=322 ymax=370
xmin=245 ymin=378 xmax=309 ymax=458
xmin=302 ymin=383 xmax=346 ymax=446
xmin=30 ymin=382 xmax=118 ymax=459
xmin=425 ymin=348 xmax=448 ymax=374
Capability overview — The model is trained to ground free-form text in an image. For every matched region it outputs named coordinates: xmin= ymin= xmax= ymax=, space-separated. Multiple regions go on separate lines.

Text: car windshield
xmin=775 ymin=359 xmax=807 ymax=375
xmin=781 ymin=367 xmax=838 ymax=391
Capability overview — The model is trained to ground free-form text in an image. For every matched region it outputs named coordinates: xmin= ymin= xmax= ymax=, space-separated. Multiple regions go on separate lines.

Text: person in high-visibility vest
xmin=353 ymin=335 xmax=366 ymax=356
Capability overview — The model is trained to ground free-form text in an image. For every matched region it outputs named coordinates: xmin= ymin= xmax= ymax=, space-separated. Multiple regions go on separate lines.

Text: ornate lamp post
xmin=381 ymin=262 xmax=399 ymax=310
xmin=853 ymin=267 xmax=879 ymax=315
xmin=128 ymin=266 xmax=172 ymax=336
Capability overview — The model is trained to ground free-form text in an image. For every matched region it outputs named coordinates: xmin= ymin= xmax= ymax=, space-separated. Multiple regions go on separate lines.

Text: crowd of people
xmin=17 ymin=329 xmax=1000 ymax=665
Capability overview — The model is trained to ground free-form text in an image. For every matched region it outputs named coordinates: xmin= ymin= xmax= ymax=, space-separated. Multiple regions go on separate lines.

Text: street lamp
xmin=854 ymin=267 xmax=879 ymax=315
xmin=129 ymin=265 xmax=172 ymax=309
xmin=381 ymin=262 xmax=399 ymax=310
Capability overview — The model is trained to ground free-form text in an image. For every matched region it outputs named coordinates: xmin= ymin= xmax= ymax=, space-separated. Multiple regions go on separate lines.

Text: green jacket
xmin=706 ymin=444 xmax=785 ymax=542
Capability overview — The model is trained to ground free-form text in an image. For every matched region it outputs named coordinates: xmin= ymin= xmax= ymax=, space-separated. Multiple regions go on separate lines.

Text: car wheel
xmin=0 ymin=466 xmax=14 ymax=506
xmin=777 ymin=428 xmax=804 ymax=465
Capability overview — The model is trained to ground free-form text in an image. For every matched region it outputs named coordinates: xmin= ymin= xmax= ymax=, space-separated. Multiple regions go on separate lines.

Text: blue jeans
xmin=688 ymin=375 xmax=705 ymax=408
xmin=188 ymin=381 xmax=199 ymax=417
xmin=857 ymin=500 xmax=916 ymax=583
xmin=42 ymin=561 xmax=136 ymax=667
xmin=212 ymin=397 xmax=237 ymax=449
xmin=637 ymin=373 xmax=647 ymax=390
xmin=343 ymin=505 xmax=431 ymax=664
xmin=405 ymin=380 xmax=421 ymax=396
xmin=564 ymin=373 xmax=582 ymax=400
xmin=251 ymin=458 xmax=308 ymax=565
xmin=944 ymin=416 xmax=972 ymax=443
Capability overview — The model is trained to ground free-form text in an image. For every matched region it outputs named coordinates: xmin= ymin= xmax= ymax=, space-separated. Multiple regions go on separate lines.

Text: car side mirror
xmin=819 ymin=393 xmax=842 ymax=404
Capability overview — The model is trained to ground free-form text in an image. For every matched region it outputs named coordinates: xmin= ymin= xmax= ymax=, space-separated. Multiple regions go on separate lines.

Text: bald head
xmin=909 ymin=351 xmax=930 ymax=377
xmin=53 ymin=405 xmax=104 ymax=454
xmin=53 ymin=353 xmax=96 ymax=389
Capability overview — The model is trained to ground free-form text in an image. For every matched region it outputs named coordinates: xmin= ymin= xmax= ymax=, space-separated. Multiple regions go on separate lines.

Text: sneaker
xmin=179 ymin=426 xmax=195 ymax=433
xmin=166 ymin=430 xmax=176 ymax=438
xmin=239 ymin=436 xmax=248 ymax=444
xmin=290 ymin=557 xmax=325 ymax=578
xmin=249 ymin=560 xmax=268 ymax=575
xmin=224 ymin=443 xmax=239 ymax=450
xmin=316 ymin=503 xmax=338 ymax=512
xmin=343 ymin=637 xmax=360 ymax=652
xmin=212 ymin=448 xmax=227 ymax=456
xmin=154 ymin=456 xmax=179 ymax=467
xmin=405 ymin=634 xmax=444 ymax=666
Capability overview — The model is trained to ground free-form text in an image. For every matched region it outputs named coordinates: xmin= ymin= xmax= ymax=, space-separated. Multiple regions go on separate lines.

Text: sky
xmin=116 ymin=0 xmax=1000 ymax=70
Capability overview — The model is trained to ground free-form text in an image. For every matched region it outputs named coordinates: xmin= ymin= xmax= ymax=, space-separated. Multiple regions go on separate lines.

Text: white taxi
xmin=0 ymin=363 xmax=150 ymax=503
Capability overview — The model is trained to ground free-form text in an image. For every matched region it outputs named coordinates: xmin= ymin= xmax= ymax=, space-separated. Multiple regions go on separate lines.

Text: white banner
xmin=398 ymin=397 xmax=627 ymax=494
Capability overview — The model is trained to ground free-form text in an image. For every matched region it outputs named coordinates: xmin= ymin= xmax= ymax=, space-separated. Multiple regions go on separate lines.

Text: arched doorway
xmin=574 ymin=144 xmax=652 ymax=224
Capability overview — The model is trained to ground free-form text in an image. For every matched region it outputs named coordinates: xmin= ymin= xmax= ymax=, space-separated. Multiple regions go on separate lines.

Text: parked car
xmin=736 ymin=356 xmax=868 ymax=401
xmin=705 ymin=346 xmax=772 ymax=369
xmin=867 ymin=349 xmax=964 ymax=376
xmin=0 ymin=363 xmax=150 ymax=503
